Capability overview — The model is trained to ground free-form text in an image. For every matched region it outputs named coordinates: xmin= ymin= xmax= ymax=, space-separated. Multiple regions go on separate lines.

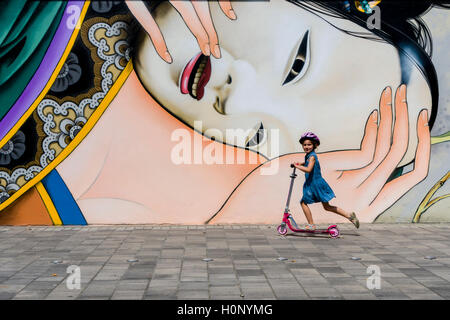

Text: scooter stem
xmin=285 ymin=166 xmax=297 ymax=210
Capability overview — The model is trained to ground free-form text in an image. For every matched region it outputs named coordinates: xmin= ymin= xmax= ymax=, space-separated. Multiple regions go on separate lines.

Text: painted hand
xmin=208 ymin=84 xmax=431 ymax=224
xmin=318 ymin=84 xmax=431 ymax=222
xmin=126 ymin=0 xmax=236 ymax=63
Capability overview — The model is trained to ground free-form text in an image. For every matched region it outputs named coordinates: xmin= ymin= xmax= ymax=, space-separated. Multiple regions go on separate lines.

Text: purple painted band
xmin=0 ymin=1 xmax=85 ymax=141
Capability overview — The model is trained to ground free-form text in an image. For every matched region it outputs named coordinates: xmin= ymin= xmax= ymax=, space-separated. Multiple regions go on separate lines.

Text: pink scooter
xmin=277 ymin=164 xmax=340 ymax=238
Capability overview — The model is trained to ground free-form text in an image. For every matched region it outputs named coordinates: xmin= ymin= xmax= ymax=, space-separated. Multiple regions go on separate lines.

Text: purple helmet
xmin=299 ymin=132 xmax=320 ymax=146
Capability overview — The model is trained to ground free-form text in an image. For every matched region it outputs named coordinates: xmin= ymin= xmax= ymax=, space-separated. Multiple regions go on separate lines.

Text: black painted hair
xmin=288 ymin=0 xmax=450 ymax=131
xmin=128 ymin=0 xmax=449 ymax=131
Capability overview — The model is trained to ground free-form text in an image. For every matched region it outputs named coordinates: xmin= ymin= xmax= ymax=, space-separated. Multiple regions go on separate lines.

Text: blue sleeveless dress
xmin=301 ymin=151 xmax=336 ymax=204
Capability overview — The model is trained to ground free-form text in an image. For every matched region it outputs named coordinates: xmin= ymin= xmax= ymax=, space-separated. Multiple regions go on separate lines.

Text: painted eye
xmin=282 ymin=30 xmax=310 ymax=86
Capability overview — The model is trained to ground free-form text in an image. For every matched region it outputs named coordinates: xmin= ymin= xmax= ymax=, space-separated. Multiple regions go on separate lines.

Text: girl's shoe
xmin=305 ymin=224 xmax=316 ymax=231
xmin=349 ymin=212 xmax=360 ymax=229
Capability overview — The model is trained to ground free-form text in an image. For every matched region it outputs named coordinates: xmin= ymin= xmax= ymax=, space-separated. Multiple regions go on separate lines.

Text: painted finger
xmin=191 ymin=0 xmax=221 ymax=58
xmin=125 ymin=1 xmax=172 ymax=63
xmin=170 ymin=1 xmax=211 ymax=56
xmin=360 ymin=109 xmax=430 ymax=222
xmin=357 ymin=84 xmax=409 ymax=203
xmin=341 ymin=87 xmax=393 ymax=185
xmin=218 ymin=0 xmax=237 ymax=20
xmin=320 ymin=109 xmax=378 ymax=171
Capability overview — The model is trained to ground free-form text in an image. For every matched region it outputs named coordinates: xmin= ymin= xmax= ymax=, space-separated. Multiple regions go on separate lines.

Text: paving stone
xmin=210 ymin=295 xmax=244 ymax=300
xmin=45 ymin=289 xmax=80 ymax=300
xmin=177 ymin=290 xmax=209 ymax=300
xmin=428 ymin=286 xmax=450 ymax=298
xmin=79 ymin=280 xmax=117 ymax=298
xmin=0 ymin=292 xmax=15 ymax=299
xmin=334 ymin=284 xmax=371 ymax=294
xmin=78 ymin=296 xmax=111 ymax=300
xmin=302 ymin=287 xmax=342 ymax=299
xmin=13 ymin=289 xmax=52 ymax=300
xmin=342 ymin=293 xmax=377 ymax=300
xmin=111 ymin=290 xmax=145 ymax=300
xmin=116 ymin=280 xmax=149 ymax=291
xmin=209 ymin=286 xmax=241 ymax=296
xmin=372 ymin=289 xmax=410 ymax=299
xmin=0 ymin=224 xmax=449 ymax=300
xmin=240 ymin=288 xmax=276 ymax=299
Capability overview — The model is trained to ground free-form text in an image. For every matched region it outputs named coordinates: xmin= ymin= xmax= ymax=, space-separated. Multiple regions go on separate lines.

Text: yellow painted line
xmin=431 ymin=132 xmax=450 ymax=145
xmin=413 ymin=171 xmax=450 ymax=223
xmin=35 ymin=182 xmax=62 ymax=225
xmin=0 ymin=1 xmax=91 ymax=149
xmin=0 ymin=60 xmax=133 ymax=212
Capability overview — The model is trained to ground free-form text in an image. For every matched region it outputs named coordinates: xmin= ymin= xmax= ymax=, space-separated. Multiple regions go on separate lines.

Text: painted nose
xmin=221 ymin=60 xmax=269 ymax=116
xmin=212 ymin=71 xmax=234 ymax=115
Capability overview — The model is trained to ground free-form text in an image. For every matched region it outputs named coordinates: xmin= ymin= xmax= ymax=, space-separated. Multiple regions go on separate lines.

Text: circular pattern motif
xmin=0 ymin=131 xmax=26 ymax=166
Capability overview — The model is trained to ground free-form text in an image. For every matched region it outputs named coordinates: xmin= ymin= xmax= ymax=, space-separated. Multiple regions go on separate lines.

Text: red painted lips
xmin=180 ymin=52 xmax=211 ymax=101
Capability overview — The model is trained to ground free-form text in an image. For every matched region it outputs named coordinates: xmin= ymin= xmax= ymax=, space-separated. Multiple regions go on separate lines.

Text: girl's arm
xmin=294 ymin=156 xmax=315 ymax=173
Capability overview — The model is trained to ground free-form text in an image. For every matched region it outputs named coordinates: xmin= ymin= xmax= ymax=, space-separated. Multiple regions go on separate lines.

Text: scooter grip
xmin=290 ymin=163 xmax=295 ymax=168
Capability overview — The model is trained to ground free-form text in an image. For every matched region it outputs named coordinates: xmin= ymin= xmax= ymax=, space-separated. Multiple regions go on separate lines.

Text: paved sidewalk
xmin=0 ymin=224 xmax=449 ymax=300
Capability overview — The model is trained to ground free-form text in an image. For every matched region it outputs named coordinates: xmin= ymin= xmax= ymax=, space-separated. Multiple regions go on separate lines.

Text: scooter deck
xmin=277 ymin=220 xmax=340 ymax=237
xmin=285 ymin=214 xmax=335 ymax=233
xmin=289 ymin=228 xmax=330 ymax=234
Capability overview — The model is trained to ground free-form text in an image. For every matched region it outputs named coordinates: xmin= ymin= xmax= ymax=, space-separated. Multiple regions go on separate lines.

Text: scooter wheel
xmin=328 ymin=227 xmax=340 ymax=238
xmin=277 ymin=225 xmax=288 ymax=236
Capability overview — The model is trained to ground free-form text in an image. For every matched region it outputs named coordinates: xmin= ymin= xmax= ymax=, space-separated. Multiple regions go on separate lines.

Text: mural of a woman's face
xmin=135 ymin=1 xmax=431 ymax=164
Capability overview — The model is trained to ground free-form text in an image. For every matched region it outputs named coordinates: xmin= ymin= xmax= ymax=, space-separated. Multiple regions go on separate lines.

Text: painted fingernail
xmin=164 ymin=51 xmax=172 ymax=63
xmin=384 ymin=87 xmax=391 ymax=100
xmin=372 ymin=110 xmax=378 ymax=122
xmin=422 ymin=109 xmax=429 ymax=122
xmin=212 ymin=44 xmax=221 ymax=58
xmin=229 ymin=9 xmax=237 ymax=20
xmin=401 ymin=85 xmax=407 ymax=102
xmin=384 ymin=87 xmax=391 ymax=95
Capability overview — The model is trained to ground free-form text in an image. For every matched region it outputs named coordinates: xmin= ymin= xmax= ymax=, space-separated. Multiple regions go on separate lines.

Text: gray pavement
xmin=0 ymin=223 xmax=449 ymax=300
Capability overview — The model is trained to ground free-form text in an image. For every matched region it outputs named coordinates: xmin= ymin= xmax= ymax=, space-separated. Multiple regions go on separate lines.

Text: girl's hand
xmin=208 ymin=84 xmax=431 ymax=224
xmin=126 ymin=0 xmax=236 ymax=63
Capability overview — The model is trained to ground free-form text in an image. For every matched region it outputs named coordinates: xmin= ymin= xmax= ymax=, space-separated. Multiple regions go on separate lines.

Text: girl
xmin=294 ymin=132 xmax=360 ymax=230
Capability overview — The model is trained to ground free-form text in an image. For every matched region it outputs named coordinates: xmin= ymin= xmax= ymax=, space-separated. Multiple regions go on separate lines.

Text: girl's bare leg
xmin=322 ymin=202 xmax=351 ymax=219
xmin=301 ymin=201 xmax=314 ymax=224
